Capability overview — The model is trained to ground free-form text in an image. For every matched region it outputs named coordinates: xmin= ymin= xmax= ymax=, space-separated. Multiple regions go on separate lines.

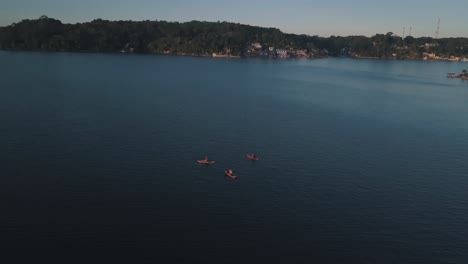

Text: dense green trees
xmin=1 ymin=16 xmax=468 ymax=59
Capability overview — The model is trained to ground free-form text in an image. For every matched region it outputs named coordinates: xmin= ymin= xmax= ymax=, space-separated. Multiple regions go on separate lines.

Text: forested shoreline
xmin=1 ymin=16 xmax=468 ymax=60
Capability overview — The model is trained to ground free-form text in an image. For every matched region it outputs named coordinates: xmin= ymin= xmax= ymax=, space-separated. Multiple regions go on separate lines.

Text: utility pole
xmin=435 ymin=18 xmax=440 ymax=39
xmin=402 ymin=27 xmax=406 ymax=38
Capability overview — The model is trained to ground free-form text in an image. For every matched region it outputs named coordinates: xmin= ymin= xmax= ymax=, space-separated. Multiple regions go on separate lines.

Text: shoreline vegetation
xmin=1 ymin=16 xmax=468 ymax=62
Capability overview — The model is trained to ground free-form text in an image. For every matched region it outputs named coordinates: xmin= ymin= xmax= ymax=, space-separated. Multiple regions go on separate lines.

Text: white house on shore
xmin=276 ymin=49 xmax=288 ymax=58
xmin=252 ymin=43 xmax=262 ymax=49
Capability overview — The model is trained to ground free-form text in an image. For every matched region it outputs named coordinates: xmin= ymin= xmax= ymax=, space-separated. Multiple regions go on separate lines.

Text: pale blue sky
xmin=1 ymin=0 xmax=467 ymax=37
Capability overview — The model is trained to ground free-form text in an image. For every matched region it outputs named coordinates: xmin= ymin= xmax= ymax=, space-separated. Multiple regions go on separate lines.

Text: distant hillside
xmin=1 ymin=16 xmax=468 ymax=60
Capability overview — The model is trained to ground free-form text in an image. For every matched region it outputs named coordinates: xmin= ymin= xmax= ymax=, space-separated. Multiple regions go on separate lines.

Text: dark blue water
xmin=1 ymin=51 xmax=468 ymax=263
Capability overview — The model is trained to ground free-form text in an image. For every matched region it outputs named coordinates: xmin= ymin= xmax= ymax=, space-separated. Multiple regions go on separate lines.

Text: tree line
xmin=1 ymin=16 xmax=467 ymax=59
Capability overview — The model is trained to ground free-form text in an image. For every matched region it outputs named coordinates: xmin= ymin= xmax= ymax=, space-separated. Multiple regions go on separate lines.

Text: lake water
xmin=1 ymin=51 xmax=468 ymax=263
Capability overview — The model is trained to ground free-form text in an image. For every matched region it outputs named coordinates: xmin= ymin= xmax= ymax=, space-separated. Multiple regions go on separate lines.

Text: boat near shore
xmin=212 ymin=53 xmax=240 ymax=58
xmin=447 ymin=73 xmax=461 ymax=78
xmin=447 ymin=70 xmax=468 ymax=80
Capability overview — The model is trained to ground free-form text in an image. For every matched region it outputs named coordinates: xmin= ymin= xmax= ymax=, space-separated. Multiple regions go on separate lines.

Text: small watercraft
xmin=225 ymin=170 xmax=237 ymax=179
xmin=197 ymin=156 xmax=215 ymax=164
xmin=197 ymin=160 xmax=215 ymax=164
xmin=447 ymin=73 xmax=461 ymax=78
xmin=246 ymin=154 xmax=259 ymax=161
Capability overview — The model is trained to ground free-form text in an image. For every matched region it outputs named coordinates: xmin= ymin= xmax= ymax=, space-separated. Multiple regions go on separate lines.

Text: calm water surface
xmin=1 ymin=51 xmax=468 ymax=263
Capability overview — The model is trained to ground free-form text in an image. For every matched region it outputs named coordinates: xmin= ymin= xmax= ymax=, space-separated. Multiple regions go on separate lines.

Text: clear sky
xmin=1 ymin=0 xmax=467 ymax=38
